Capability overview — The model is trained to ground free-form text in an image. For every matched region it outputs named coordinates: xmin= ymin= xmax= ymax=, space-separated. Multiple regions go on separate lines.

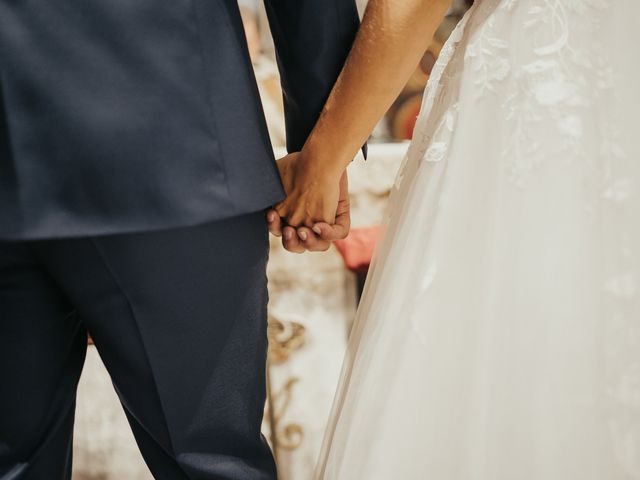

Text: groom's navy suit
xmin=0 ymin=0 xmax=359 ymax=478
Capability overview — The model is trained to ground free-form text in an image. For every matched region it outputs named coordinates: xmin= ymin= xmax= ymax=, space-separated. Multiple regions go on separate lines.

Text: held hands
xmin=267 ymin=152 xmax=351 ymax=253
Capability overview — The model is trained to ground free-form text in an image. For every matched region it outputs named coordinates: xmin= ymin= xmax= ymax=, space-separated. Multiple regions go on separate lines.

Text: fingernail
xmin=284 ymin=230 xmax=293 ymax=240
xmin=267 ymin=212 xmax=275 ymax=222
xmin=312 ymin=226 xmax=322 ymax=235
xmin=299 ymin=230 xmax=308 ymax=241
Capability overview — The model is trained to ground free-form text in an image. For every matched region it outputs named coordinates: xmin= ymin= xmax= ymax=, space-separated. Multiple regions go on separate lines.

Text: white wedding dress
xmin=316 ymin=1 xmax=640 ymax=478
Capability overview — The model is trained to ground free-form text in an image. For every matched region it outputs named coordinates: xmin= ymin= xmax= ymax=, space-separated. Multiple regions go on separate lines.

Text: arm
xmin=274 ymin=0 xmax=452 ymax=227
xmin=263 ymin=0 xmax=361 ymax=152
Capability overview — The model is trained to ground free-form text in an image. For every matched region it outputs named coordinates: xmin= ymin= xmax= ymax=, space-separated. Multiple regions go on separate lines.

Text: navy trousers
xmin=0 ymin=212 xmax=276 ymax=479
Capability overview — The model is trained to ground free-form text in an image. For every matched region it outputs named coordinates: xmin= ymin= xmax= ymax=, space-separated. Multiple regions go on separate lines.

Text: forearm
xmin=303 ymin=0 xmax=452 ymax=173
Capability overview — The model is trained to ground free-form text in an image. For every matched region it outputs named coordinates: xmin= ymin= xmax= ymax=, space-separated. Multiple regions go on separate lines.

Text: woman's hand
xmin=267 ymin=169 xmax=351 ymax=253
xmin=274 ymin=152 xmax=343 ymax=228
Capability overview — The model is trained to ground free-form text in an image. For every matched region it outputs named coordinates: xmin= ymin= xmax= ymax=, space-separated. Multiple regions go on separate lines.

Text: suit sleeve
xmin=263 ymin=0 xmax=361 ymax=153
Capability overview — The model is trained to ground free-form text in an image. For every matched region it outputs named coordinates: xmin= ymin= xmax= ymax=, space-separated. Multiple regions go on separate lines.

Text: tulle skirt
xmin=316 ymin=1 xmax=640 ymax=478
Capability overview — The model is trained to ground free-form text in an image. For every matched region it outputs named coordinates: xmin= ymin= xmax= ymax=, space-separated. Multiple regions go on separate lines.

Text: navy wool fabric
xmin=0 ymin=1 xmax=360 ymax=478
xmin=0 ymin=213 xmax=277 ymax=479
xmin=0 ymin=0 xmax=360 ymax=240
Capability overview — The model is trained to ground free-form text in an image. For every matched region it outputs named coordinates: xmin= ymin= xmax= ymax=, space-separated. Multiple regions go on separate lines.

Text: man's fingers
xmin=297 ymin=227 xmax=331 ymax=252
xmin=266 ymin=209 xmax=283 ymax=237
xmin=282 ymin=226 xmax=305 ymax=254
xmin=271 ymin=215 xmax=331 ymax=252
xmin=312 ymin=215 xmax=350 ymax=241
xmin=311 ymin=223 xmax=343 ymax=241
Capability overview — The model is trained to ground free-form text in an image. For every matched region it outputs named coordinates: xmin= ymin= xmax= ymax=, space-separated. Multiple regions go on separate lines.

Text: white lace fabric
xmin=316 ymin=1 xmax=640 ymax=478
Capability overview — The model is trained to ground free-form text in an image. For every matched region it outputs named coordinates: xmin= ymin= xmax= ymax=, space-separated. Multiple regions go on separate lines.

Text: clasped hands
xmin=266 ymin=152 xmax=350 ymax=253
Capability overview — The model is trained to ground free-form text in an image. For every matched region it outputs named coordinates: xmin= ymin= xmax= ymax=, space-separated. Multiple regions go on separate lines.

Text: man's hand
xmin=267 ymin=171 xmax=351 ymax=253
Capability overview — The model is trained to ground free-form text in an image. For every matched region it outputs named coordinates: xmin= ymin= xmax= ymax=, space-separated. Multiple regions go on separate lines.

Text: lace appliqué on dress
xmin=497 ymin=0 xmax=614 ymax=187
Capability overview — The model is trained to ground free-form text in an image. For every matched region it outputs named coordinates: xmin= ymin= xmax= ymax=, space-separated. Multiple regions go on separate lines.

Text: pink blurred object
xmin=334 ymin=226 xmax=382 ymax=273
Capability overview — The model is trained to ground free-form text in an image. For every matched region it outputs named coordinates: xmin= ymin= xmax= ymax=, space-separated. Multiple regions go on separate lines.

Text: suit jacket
xmin=0 ymin=0 xmax=360 ymax=239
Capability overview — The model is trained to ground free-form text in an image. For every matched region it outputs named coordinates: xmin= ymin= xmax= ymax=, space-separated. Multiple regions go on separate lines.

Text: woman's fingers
xmin=272 ymin=203 xmax=345 ymax=253
xmin=287 ymin=205 xmax=309 ymax=228
xmin=322 ymin=201 xmax=338 ymax=225
xmin=272 ymin=184 xmax=342 ymax=242
xmin=274 ymin=202 xmax=288 ymax=219
xmin=274 ymin=199 xmax=309 ymax=228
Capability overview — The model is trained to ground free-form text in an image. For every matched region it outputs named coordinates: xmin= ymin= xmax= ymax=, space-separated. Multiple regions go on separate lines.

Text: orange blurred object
xmin=334 ymin=226 xmax=382 ymax=273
